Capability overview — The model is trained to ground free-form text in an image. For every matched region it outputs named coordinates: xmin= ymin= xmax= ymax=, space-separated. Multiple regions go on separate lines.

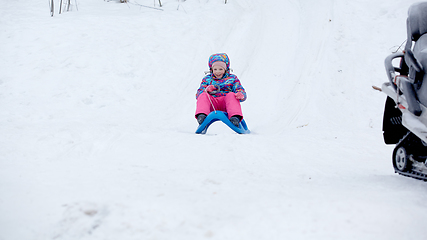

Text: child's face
xmin=212 ymin=66 xmax=226 ymax=78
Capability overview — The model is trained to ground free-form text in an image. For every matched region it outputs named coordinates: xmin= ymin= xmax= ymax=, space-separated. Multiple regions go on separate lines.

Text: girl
xmin=195 ymin=53 xmax=247 ymax=127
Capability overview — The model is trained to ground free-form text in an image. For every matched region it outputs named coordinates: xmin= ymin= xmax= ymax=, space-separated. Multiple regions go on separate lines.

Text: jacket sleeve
xmin=232 ymin=76 xmax=247 ymax=102
xmin=196 ymin=75 xmax=211 ymax=99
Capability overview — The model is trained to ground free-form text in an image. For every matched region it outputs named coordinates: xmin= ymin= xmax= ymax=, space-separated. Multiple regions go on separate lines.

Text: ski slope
xmin=1 ymin=0 xmax=426 ymax=239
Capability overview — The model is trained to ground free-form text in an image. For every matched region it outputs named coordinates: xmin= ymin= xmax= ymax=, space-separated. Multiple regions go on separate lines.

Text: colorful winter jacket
xmin=196 ymin=53 xmax=247 ymax=102
xmin=196 ymin=73 xmax=247 ymax=102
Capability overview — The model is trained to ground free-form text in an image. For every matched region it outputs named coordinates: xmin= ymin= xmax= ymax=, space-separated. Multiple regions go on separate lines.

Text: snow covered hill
xmin=1 ymin=0 xmax=426 ymax=239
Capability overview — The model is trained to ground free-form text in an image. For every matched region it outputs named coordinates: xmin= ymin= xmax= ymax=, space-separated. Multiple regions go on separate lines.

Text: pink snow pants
xmin=195 ymin=92 xmax=243 ymax=119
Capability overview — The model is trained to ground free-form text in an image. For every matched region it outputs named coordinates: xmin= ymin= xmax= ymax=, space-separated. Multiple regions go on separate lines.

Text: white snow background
xmin=1 ymin=0 xmax=426 ymax=239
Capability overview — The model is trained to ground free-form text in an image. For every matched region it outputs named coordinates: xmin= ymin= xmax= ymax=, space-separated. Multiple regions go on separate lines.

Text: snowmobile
xmin=380 ymin=2 xmax=427 ymax=181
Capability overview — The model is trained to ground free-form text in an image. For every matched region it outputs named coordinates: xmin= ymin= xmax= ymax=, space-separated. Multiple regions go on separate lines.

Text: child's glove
xmin=235 ymin=92 xmax=244 ymax=100
xmin=206 ymin=85 xmax=217 ymax=93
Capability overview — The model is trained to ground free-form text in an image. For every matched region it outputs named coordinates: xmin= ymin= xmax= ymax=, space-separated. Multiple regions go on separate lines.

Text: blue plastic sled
xmin=195 ymin=111 xmax=250 ymax=134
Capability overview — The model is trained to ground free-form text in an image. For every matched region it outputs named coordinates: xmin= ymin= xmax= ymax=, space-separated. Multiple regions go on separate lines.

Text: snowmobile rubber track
xmin=393 ymin=132 xmax=427 ymax=181
xmin=394 ymin=168 xmax=427 ymax=181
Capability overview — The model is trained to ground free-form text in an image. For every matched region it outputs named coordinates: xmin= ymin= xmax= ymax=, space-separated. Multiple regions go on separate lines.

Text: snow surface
xmin=1 ymin=0 xmax=427 ymax=239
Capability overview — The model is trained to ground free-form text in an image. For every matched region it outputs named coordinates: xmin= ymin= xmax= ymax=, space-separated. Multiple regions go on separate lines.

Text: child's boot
xmin=230 ymin=115 xmax=241 ymax=127
xmin=197 ymin=113 xmax=207 ymax=125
